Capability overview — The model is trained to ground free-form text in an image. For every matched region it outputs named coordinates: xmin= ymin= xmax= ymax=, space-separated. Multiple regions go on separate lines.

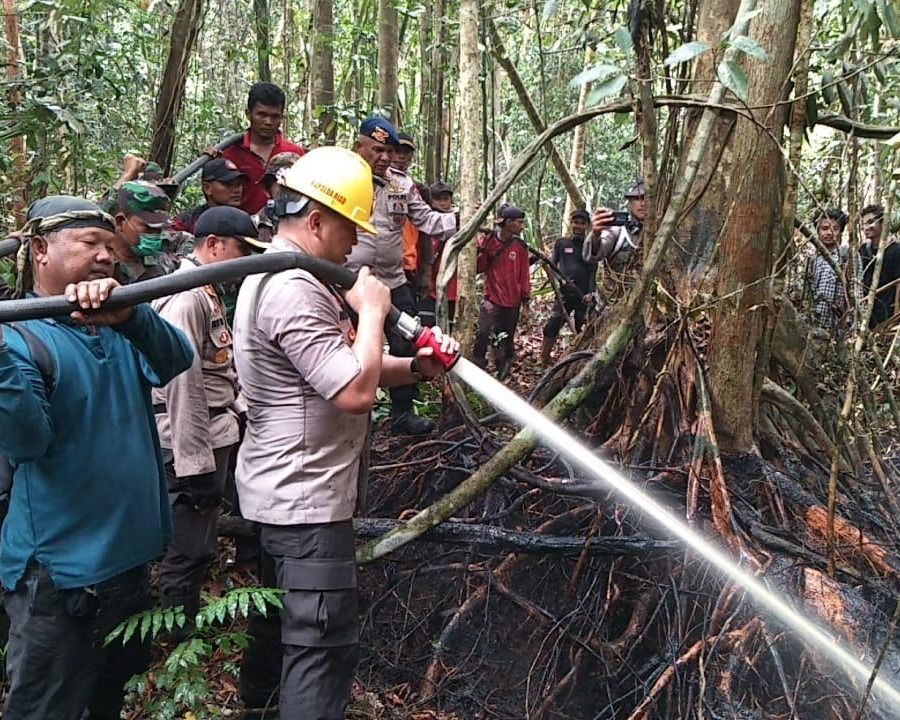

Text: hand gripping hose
xmin=0 ymin=251 xmax=459 ymax=370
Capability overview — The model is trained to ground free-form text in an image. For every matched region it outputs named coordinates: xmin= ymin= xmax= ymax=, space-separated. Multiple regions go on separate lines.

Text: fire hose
xmin=0 ymin=252 xmax=459 ymax=370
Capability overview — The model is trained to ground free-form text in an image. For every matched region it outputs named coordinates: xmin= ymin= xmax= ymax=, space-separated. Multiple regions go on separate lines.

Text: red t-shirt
xmin=221 ymin=131 xmax=306 ymax=214
xmin=477 ymin=231 xmax=531 ymax=308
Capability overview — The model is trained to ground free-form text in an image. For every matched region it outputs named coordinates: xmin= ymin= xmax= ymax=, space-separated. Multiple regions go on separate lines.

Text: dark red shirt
xmin=477 ymin=231 xmax=531 ymax=308
xmin=221 ymin=131 xmax=306 ymax=214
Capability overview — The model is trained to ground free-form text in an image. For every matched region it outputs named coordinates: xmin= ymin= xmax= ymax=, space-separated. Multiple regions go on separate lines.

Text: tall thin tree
xmin=377 ymin=0 xmax=399 ymax=122
xmin=309 ymin=0 xmax=335 ymax=144
xmin=149 ymin=0 xmax=205 ymax=173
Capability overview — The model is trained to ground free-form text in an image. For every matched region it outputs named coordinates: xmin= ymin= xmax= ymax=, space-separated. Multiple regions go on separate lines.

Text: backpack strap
xmin=5 ymin=322 xmax=57 ymax=397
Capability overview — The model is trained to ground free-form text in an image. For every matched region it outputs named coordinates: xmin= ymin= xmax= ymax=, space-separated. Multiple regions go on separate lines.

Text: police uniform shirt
xmin=345 ymin=168 xmax=456 ymax=290
xmin=152 ymin=258 xmax=240 ymax=477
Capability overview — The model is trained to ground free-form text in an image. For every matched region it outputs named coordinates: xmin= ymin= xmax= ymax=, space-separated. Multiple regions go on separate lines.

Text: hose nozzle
xmin=392 ymin=312 xmax=460 ymax=371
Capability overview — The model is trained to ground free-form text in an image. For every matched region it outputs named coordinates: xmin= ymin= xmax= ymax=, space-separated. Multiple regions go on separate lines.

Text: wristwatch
xmin=410 ymin=357 xmax=425 ymax=382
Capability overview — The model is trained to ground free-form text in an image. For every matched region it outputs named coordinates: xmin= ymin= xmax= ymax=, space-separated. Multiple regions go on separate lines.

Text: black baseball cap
xmin=570 ymin=209 xmax=591 ymax=222
xmin=194 ymin=206 xmax=267 ymax=250
xmin=497 ymin=204 xmax=525 ymax=221
xmin=397 ymin=132 xmax=416 ymax=150
xmin=430 ymin=182 xmax=453 ymax=197
xmin=202 ymin=158 xmax=248 ymax=183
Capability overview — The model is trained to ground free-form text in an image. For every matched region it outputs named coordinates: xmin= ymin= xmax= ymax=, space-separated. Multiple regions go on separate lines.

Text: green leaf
xmin=873 ymin=61 xmax=887 ymax=84
xmin=122 ymin=615 xmax=139 ymax=645
xmin=837 ymin=79 xmax=853 ymax=116
xmin=884 ymin=2 xmax=900 ymax=37
xmin=252 ymin=592 xmax=268 ymax=617
xmin=586 ymin=74 xmax=628 ymax=105
xmin=139 ymin=612 xmax=152 ymax=642
xmin=569 ymin=64 xmax=622 ymax=87
xmin=821 ymin=70 xmax=837 ymax=105
xmin=104 ymin=622 xmax=125 ymax=647
xmin=238 ymin=590 xmax=251 ymax=618
xmin=717 ymin=60 xmax=749 ymax=102
xmin=663 ymin=41 xmax=711 ymax=67
xmin=728 ymin=35 xmax=767 ymax=60
xmin=614 ymin=27 xmax=634 ymax=53
xmin=805 ymin=92 xmax=819 ymax=129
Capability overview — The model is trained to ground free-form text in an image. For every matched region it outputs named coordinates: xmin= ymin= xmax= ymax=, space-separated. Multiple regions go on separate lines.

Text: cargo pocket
xmin=279 ymin=557 xmax=358 ymax=648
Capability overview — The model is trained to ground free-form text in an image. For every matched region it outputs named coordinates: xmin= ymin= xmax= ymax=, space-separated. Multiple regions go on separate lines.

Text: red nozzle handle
xmin=414 ymin=326 xmax=460 ymax=370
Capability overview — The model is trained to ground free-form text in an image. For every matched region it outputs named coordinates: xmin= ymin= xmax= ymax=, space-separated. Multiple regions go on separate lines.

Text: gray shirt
xmin=345 ymin=168 xmax=456 ymax=289
xmin=152 ymin=258 xmax=239 ymax=476
xmin=232 ymin=236 xmax=369 ymax=525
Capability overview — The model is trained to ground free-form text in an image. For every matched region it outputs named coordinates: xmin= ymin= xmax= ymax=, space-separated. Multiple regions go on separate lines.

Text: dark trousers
xmin=239 ymin=548 xmax=281 ymax=714
xmin=389 ymin=284 xmax=419 ymax=415
xmin=542 ymin=289 xmax=587 ymax=339
xmin=418 ymin=295 xmax=456 ymax=329
xmin=3 ymin=563 xmax=152 ymax=720
xmin=473 ymin=300 xmax=521 ymax=371
xmin=159 ymin=444 xmax=235 ymax=617
xmin=244 ymin=521 xmax=359 ymax=720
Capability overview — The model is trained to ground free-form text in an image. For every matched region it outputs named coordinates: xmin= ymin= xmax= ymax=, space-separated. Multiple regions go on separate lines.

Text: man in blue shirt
xmin=0 ymin=196 xmax=194 ymax=720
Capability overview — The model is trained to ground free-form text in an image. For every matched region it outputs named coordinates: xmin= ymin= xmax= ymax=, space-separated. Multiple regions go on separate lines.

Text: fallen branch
xmin=354 ymin=518 xmax=676 ymax=557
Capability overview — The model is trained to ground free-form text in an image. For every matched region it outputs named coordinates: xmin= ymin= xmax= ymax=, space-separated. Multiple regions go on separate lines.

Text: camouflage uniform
xmin=110 ymin=181 xmax=178 ymax=285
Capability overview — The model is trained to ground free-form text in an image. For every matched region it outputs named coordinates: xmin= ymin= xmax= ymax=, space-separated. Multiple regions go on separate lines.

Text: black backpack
xmin=0 ymin=323 xmax=57 ymax=524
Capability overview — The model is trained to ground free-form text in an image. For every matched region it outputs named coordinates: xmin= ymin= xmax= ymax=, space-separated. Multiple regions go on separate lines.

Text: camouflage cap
xmin=140 ymin=162 xmax=166 ymax=182
xmin=26 ymin=196 xmax=115 ymax=234
xmin=263 ymin=151 xmax=302 ymax=182
xmin=118 ymin=181 xmax=171 ymax=228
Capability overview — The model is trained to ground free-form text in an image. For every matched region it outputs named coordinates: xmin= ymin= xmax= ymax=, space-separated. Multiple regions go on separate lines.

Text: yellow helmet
xmin=277 ymin=146 xmax=376 ymax=234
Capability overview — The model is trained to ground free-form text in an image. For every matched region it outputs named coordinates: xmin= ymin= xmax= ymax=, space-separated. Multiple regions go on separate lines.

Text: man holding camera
xmin=583 ymin=178 xmax=646 ymax=268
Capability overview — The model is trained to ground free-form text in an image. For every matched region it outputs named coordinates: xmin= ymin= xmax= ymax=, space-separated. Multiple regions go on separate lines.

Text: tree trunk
xmin=706 ymin=0 xmax=803 ymax=452
xmin=149 ymin=0 xmax=205 ymax=173
xmin=309 ymin=0 xmax=335 ymax=144
xmin=253 ymin=0 xmax=271 ymax=82
xmin=452 ymin=0 xmax=481 ymax=354
xmin=426 ymin=0 xmax=445 ymax=182
xmin=3 ymin=0 xmax=26 ymax=223
xmin=377 ymin=0 xmax=399 ymax=123
xmin=487 ymin=17 xmax=584 ymax=212
xmin=665 ymin=0 xmax=740 ymax=277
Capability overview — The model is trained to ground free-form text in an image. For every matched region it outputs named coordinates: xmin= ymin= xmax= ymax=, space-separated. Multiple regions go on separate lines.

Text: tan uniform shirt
xmin=152 ymin=258 xmax=239 ymax=477
xmin=232 ymin=236 xmax=369 ymax=525
xmin=345 ymin=168 xmax=456 ymax=289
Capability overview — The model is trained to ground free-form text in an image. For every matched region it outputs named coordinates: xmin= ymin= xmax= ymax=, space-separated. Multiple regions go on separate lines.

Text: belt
xmin=153 ymin=403 xmax=230 ymax=418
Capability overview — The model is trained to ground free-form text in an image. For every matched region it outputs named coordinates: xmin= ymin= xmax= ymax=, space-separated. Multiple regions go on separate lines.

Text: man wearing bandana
xmin=0 ymin=196 xmax=194 ymax=719
xmin=347 ymin=117 xmax=457 ymax=436
xmin=111 ymin=180 xmax=177 ymax=284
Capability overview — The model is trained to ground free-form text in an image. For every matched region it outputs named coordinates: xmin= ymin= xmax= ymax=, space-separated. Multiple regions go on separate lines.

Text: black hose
xmin=171 ymin=132 xmax=245 ymax=185
xmin=0 ymin=252 xmax=403 ymax=327
xmin=0 ymin=239 xmax=21 ymax=259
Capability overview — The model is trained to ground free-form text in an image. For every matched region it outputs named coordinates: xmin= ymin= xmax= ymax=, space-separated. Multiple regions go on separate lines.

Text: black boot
xmin=391 ymin=410 xmax=436 ymax=436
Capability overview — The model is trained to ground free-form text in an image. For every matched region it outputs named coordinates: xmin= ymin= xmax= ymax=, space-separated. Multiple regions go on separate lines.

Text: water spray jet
xmin=450 ymin=356 xmax=900 ymax=711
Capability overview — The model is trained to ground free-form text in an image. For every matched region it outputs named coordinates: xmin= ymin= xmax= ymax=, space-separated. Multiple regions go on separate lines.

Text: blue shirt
xmin=0 ymin=304 xmax=194 ymax=590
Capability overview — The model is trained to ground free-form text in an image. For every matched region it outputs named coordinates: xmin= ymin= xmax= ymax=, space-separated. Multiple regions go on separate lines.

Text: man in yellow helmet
xmin=232 ymin=146 xmax=457 ymax=719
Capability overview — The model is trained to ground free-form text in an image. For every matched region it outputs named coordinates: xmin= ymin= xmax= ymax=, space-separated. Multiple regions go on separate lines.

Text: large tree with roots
xmin=355 ymin=0 xmax=900 ymax=717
